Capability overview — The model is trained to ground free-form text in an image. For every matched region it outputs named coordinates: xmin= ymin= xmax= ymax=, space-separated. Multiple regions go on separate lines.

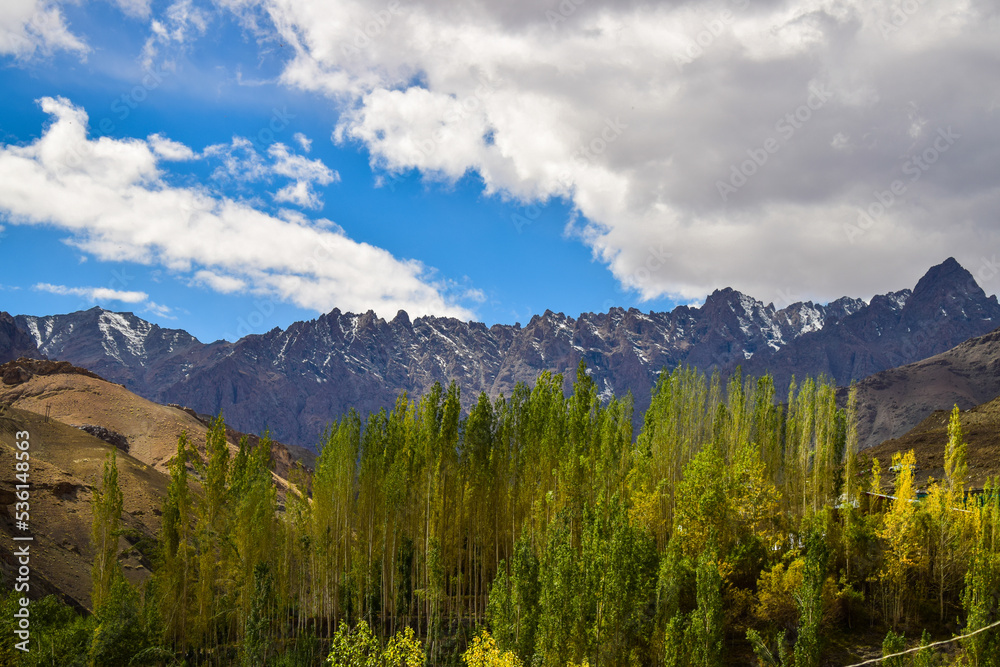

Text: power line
xmin=842 ymin=619 xmax=1000 ymax=667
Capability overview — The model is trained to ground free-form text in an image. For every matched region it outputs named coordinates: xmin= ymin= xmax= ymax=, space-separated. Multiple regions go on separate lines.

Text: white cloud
xmin=0 ymin=97 xmax=475 ymax=320
xmin=0 ymin=0 xmax=88 ymax=58
xmin=205 ymin=136 xmax=270 ymax=182
xmin=193 ymin=269 xmax=247 ymax=293
xmin=274 ymin=180 xmax=321 ymax=208
xmin=204 ymin=138 xmax=338 ymax=209
xmin=268 ymin=142 xmax=338 ymax=208
xmin=293 ymin=132 xmax=312 ymax=152
xmin=149 ymin=133 xmax=197 ymax=161
xmin=111 ymin=0 xmax=152 ymax=19
xmin=34 ymin=283 xmax=149 ymax=303
xmin=140 ymin=0 xmax=210 ymax=69
xmin=228 ymin=0 xmax=1000 ymax=304
xmin=144 ymin=301 xmax=173 ymax=317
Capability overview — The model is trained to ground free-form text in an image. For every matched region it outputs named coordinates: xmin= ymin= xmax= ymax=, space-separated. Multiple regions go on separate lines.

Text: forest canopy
xmin=6 ymin=363 xmax=1000 ymax=667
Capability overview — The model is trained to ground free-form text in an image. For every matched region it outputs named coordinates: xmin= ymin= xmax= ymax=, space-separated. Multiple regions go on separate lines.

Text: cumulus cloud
xmin=0 ymin=97 xmax=475 ymax=320
xmin=149 ymin=133 xmax=197 ymax=161
xmin=34 ymin=283 xmax=149 ymax=303
xmin=0 ymin=0 xmax=88 ymax=58
xmin=268 ymin=142 xmax=339 ymax=208
xmin=228 ymin=0 xmax=1000 ymax=304
xmin=193 ymin=269 xmax=247 ymax=293
xmin=293 ymin=132 xmax=312 ymax=152
xmin=204 ymin=138 xmax=338 ymax=209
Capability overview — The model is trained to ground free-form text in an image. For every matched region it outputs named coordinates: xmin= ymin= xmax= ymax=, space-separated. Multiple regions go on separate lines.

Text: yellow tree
xmin=463 ymin=630 xmax=523 ymax=667
xmin=944 ymin=405 xmax=968 ymax=494
xmin=879 ymin=450 xmax=919 ymax=627
xmin=926 ymin=405 xmax=970 ymax=621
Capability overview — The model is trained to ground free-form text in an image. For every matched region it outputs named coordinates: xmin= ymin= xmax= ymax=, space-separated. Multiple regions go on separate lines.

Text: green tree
xmin=88 ymin=573 xmax=149 ymax=666
xmin=880 ymin=450 xmax=919 ymax=627
xmin=944 ymin=405 xmax=968 ymax=493
xmin=880 ymin=630 xmax=906 ymax=667
xmin=157 ymin=433 xmax=195 ymax=650
xmin=91 ymin=450 xmax=124 ymax=612
xmin=326 ymin=620 xmax=381 ymax=667
xmin=487 ymin=534 xmax=540 ymax=663
xmin=688 ymin=549 xmax=723 ymax=667
xmin=242 ymin=562 xmax=274 ymax=667
xmin=791 ymin=528 xmax=826 ymax=667
xmin=463 ymin=630 xmax=523 ymax=667
xmin=962 ymin=482 xmax=1000 ymax=667
xmin=193 ymin=414 xmax=231 ymax=648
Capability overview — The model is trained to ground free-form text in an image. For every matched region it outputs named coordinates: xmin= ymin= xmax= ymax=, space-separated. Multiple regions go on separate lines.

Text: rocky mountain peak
xmin=0 ymin=312 xmax=42 ymax=364
xmin=392 ymin=310 xmax=412 ymax=328
xmin=702 ymin=286 xmax=745 ymax=309
xmin=911 ymin=257 xmax=974 ymax=297
xmin=5 ymin=258 xmax=998 ymax=448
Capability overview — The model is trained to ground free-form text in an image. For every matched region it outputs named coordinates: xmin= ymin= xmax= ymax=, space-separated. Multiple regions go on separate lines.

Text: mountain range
xmin=3 ymin=257 xmax=998 ymax=449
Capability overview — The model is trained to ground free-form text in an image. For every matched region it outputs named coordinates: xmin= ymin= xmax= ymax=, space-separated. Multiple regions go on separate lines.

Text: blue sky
xmin=1 ymin=0 xmax=998 ymax=342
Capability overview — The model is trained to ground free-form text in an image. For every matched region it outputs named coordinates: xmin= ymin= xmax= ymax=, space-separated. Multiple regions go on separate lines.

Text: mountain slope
xmin=745 ymin=257 xmax=1000 ymax=393
xmin=6 ymin=258 xmax=999 ymax=448
xmin=0 ymin=405 xmax=168 ymax=612
xmin=0 ymin=358 xmax=310 ymax=480
xmin=0 ymin=312 xmax=40 ymax=364
xmin=863 ymin=392 xmax=1000 ymax=491
xmin=844 ymin=326 xmax=1000 ymax=449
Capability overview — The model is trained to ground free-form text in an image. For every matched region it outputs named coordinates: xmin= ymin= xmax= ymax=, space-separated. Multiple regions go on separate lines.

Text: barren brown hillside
xmin=0 ymin=405 xmax=168 ymax=612
xmin=863 ymin=393 xmax=1000 ymax=492
xmin=846 ymin=326 xmax=1000 ymax=450
xmin=0 ymin=358 xmax=220 ymax=473
xmin=0 ymin=358 xmax=313 ymax=480
xmin=0 ymin=359 xmax=310 ymax=613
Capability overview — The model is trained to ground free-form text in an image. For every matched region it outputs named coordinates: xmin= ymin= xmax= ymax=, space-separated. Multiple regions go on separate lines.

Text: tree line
xmin=3 ymin=362 xmax=999 ymax=666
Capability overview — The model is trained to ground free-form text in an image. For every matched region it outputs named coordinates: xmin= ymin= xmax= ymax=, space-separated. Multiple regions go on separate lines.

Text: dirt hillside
xmin=863 ymin=393 xmax=1000 ymax=492
xmin=0 ymin=405 xmax=168 ymax=612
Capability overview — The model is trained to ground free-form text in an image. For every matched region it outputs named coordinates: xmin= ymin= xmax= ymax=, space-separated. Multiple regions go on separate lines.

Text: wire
xmin=841 ymin=619 xmax=1000 ymax=667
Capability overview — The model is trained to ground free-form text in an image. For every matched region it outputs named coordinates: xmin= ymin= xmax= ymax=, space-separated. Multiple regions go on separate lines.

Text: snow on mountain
xmin=5 ymin=258 xmax=998 ymax=448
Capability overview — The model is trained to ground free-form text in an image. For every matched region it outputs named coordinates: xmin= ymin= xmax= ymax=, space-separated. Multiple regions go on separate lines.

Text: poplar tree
xmin=945 ymin=404 xmax=968 ymax=494
xmin=158 ymin=433 xmax=195 ymax=650
xmin=92 ymin=450 xmax=124 ymax=612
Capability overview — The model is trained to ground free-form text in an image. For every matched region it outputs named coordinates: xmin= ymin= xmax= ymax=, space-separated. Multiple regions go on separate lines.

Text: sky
xmin=0 ymin=0 xmax=998 ymax=343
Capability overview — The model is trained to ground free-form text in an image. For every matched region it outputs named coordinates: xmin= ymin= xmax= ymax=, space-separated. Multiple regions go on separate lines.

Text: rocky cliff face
xmin=5 ymin=258 xmax=998 ymax=448
xmin=0 ymin=312 xmax=41 ymax=364
xmin=745 ymin=257 xmax=1000 ymax=393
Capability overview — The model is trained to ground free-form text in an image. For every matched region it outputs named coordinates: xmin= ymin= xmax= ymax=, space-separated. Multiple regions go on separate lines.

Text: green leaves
xmin=945 ymin=404 xmax=968 ymax=494
xmin=91 ymin=450 xmax=123 ymax=613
